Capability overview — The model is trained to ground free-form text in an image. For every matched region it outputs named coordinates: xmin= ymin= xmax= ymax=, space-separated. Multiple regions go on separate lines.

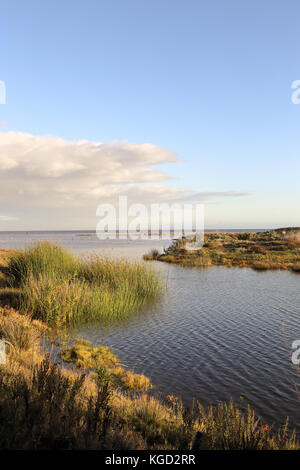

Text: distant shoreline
xmin=0 ymin=228 xmax=271 ymax=234
xmin=144 ymin=228 xmax=300 ymax=272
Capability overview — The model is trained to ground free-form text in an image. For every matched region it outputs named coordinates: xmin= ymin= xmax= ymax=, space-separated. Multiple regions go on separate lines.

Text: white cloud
xmin=0 ymin=131 xmax=249 ymax=228
xmin=0 ymin=131 xmax=181 ymax=206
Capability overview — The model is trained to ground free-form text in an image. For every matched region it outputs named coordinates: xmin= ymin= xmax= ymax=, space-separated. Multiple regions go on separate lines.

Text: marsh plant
xmin=5 ymin=242 xmax=163 ymax=328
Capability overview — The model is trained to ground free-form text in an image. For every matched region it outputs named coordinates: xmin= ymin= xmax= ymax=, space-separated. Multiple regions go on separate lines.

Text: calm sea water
xmin=0 ymin=231 xmax=299 ymax=430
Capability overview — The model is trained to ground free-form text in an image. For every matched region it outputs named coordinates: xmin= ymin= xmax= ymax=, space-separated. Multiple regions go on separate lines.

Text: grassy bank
xmin=145 ymin=228 xmax=300 ymax=271
xmin=0 ymin=244 xmax=298 ymax=450
xmin=1 ymin=242 xmax=162 ymax=328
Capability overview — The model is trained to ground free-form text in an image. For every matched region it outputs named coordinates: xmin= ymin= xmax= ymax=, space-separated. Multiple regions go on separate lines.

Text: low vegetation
xmin=151 ymin=228 xmax=300 ymax=271
xmin=61 ymin=339 xmax=151 ymax=392
xmin=0 ymin=243 xmax=298 ymax=449
xmin=2 ymin=242 xmax=162 ymax=328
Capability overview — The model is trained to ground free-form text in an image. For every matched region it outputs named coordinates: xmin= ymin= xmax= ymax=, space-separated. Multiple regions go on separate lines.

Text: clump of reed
xmin=18 ymin=273 xmax=147 ymax=327
xmin=6 ymin=241 xmax=79 ymax=287
xmin=5 ymin=242 xmax=163 ymax=328
xmin=79 ymin=255 xmax=161 ymax=299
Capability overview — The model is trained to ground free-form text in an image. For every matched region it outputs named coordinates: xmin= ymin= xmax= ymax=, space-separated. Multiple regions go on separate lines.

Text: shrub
xmin=195 ymin=400 xmax=297 ymax=450
xmin=0 ymin=356 xmax=112 ymax=449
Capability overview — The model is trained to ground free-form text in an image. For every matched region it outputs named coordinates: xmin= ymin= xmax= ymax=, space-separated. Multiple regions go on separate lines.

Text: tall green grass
xmin=6 ymin=242 xmax=79 ymax=286
xmin=6 ymin=242 xmax=162 ymax=327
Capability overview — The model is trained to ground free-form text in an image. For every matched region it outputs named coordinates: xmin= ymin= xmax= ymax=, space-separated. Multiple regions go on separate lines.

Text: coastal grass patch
xmin=4 ymin=242 xmax=163 ymax=328
xmin=78 ymin=255 xmax=162 ymax=300
xmin=18 ymin=273 xmax=148 ymax=327
xmin=5 ymin=242 xmax=79 ymax=287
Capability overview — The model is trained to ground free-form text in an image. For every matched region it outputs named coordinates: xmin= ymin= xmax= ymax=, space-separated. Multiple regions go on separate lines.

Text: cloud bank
xmin=0 ymin=131 xmax=249 ymax=228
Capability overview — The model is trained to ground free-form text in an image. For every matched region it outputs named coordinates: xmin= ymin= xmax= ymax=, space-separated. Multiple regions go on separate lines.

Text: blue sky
xmin=1 ymin=0 xmax=300 ymax=229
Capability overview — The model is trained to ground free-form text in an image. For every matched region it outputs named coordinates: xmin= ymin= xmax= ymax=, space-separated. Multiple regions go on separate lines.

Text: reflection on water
xmin=0 ymin=231 xmax=299 ymax=430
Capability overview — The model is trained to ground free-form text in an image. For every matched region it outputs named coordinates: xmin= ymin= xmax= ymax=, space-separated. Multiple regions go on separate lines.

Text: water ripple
xmin=78 ymin=264 xmax=300 ymax=431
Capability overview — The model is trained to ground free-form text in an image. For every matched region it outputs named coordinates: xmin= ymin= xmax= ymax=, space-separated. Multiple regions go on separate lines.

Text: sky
xmin=0 ymin=0 xmax=300 ymax=230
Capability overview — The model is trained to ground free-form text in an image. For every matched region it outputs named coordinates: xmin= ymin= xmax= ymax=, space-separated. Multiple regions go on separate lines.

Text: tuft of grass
xmin=252 ymin=262 xmax=270 ymax=271
xmin=19 ymin=272 xmax=160 ymax=327
xmin=78 ymin=256 xmax=162 ymax=300
xmin=111 ymin=368 xmax=151 ymax=392
xmin=6 ymin=241 xmax=79 ymax=287
xmin=61 ymin=340 xmax=119 ymax=370
xmin=61 ymin=340 xmax=152 ymax=392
